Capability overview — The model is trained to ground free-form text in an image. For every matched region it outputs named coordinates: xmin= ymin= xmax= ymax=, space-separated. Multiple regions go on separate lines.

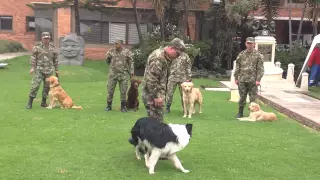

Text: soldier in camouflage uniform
xmin=141 ymin=38 xmax=186 ymax=122
xmin=26 ymin=32 xmax=58 ymax=109
xmin=165 ymin=52 xmax=192 ymax=113
xmin=105 ymin=39 xmax=134 ymax=112
xmin=234 ymin=37 xmax=264 ymax=118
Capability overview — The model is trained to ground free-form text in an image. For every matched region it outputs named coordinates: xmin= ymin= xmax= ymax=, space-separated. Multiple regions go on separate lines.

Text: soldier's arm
xmin=127 ymin=50 xmax=134 ymax=75
xmin=30 ymin=46 xmax=38 ymax=70
xmin=53 ymin=49 xmax=59 ymax=72
xmin=145 ymin=58 xmax=163 ymax=98
xmin=256 ymin=53 xmax=264 ymax=82
xmin=105 ymin=50 xmax=112 ymax=64
xmin=186 ymin=54 xmax=192 ymax=80
xmin=234 ymin=53 xmax=242 ymax=80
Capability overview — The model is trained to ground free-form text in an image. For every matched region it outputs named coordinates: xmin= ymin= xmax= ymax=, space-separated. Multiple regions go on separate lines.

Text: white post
xmin=275 ymin=61 xmax=281 ymax=68
xmin=230 ymin=70 xmax=237 ymax=89
xmin=286 ymin=63 xmax=295 ymax=82
xmin=301 ymin=72 xmax=309 ymax=91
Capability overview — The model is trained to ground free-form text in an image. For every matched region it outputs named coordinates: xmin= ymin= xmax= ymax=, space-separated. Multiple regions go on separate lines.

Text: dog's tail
xmin=72 ymin=105 xmax=83 ymax=110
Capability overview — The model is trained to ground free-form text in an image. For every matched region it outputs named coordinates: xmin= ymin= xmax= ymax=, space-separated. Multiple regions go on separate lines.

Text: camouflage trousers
xmin=28 ymin=70 xmax=52 ymax=98
xmin=106 ymin=74 xmax=129 ymax=103
xmin=238 ymin=81 xmax=258 ymax=107
xmin=166 ymin=81 xmax=183 ymax=107
xmin=142 ymin=88 xmax=164 ymax=122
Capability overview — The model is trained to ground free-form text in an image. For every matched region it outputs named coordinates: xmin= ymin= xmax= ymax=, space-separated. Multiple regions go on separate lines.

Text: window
xmin=0 ymin=16 xmax=13 ymax=30
xmin=128 ymin=23 xmax=148 ymax=45
xmin=26 ymin=16 xmax=35 ymax=32
xmin=34 ymin=9 xmax=53 ymax=40
xmin=109 ymin=22 xmax=126 ymax=44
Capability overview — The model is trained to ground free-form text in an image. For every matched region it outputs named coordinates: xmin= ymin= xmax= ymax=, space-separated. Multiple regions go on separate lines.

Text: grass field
xmin=1 ymin=56 xmax=320 ymax=180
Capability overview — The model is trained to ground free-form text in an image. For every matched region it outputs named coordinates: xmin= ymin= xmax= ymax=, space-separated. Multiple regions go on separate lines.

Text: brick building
xmin=0 ymin=0 xmax=317 ymax=60
xmin=0 ymin=0 xmax=206 ymax=59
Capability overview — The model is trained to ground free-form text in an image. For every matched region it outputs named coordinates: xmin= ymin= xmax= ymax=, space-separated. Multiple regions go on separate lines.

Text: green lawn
xmin=1 ymin=56 xmax=320 ymax=180
xmin=305 ymin=86 xmax=320 ymax=100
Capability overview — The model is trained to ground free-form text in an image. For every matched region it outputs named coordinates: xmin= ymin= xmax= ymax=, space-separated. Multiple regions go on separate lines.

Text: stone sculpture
xmin=251 ymin=17 xmax=276 ymax=37
xmin=58 ymin=33 xmax=85 ymax=66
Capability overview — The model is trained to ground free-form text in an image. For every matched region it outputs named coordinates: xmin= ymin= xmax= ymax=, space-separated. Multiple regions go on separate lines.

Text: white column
xmin=301 ymin=72 xmax=309 ymax=91
xmin=286 ymin=63 xmax=295 ymax=82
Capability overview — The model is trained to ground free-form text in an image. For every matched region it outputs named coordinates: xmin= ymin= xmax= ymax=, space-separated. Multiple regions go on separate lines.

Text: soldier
xmin=141 ymin=38 xmax=186 ymax=122
xmin=234 ymin=37 xmax=264 ymax=118
xmin=165 ymin=52 xmax=193 ymax=113
xmin=105 ymin=39 xmax=134 ymax=112
xmin=26 ymin=32 xmax=58 ymax=109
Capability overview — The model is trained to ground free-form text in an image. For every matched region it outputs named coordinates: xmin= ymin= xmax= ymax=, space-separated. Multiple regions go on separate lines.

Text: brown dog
xmin=126 ymin=79 xmax=142 ymax=111
xmin=181 ymin=81 xmax=203 ymax=118
xmin=46 ymin=76 xmax=83 ymax=110
xmin=238 ymin=102 xmax=277 ymax=122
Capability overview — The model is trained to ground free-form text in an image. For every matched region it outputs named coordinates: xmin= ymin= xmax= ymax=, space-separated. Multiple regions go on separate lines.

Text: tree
xmin=131 ymin=0 xmax=144 ymax=45
xmin=149 ymin=0 xmax=168 ymax=40
xmin=74 ymin=0 xmax=80 ymax=35
xmin=260 ymin=0 xmax=280 ymax=23
xmin=288 ymin=0 xmax=293 ymax=52
xmin=306 ymin=0 xmax=320 ymax=36
xmin=297 ymin=0 xmax=308 ymax=43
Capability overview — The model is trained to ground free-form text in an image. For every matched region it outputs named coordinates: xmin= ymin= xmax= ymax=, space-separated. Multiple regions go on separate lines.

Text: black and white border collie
xmin=128 ymin=117 xmax=193 ymax=174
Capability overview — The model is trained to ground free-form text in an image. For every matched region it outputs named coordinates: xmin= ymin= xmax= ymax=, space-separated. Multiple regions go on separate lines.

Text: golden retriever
xmin=46 ymin=76 xmax=83 ymax=110
xmin=181 ymin=81 xmax=203 ymax=118
xmin=238 ymin=102 xmax=277 ymax=122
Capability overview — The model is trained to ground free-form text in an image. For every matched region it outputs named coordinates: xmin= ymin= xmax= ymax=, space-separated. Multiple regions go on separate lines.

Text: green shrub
xmin=275 ymin=42 xmax=308 ymax=80
xmin=0 ymin=40 xmax=26 ymax=54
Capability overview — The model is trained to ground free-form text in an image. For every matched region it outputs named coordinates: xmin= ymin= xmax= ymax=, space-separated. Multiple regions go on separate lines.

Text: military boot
xmin=25 ymin=97 xmax=34 ymax=109
xmin=121 ymin=101 xmax=127 ymax=112
xmin=145 ymin=105 xmax=150 ymax=116
xmin=40 ymin=97 xmax=48 ymax=107
xmin=236 ymin=106 xmax=244 ymax=118
xmin=165 ymin=104 xmax=171 ymax=114
xmin=105 ymin=101 xmax=112 ymax=111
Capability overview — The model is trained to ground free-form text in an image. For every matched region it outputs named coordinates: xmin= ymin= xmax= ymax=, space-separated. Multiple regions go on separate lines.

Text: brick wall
xmin=0 ymin=0 xmax=45 ymax=50
xmin=57 ymin=7 xmax=71 ymax=38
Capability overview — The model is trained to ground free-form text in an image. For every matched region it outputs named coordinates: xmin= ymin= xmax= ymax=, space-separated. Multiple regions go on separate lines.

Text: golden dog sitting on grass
xmin=181 ymin=81 xmax=203 ymax=118
xmin=238 ymin=102 xmax=277 ymax=122
xmin=46 ymin=76 xmax=83 ymax=110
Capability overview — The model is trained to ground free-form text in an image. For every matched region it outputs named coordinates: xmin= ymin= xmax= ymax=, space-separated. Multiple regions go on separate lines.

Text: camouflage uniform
xmin=105 ymin=40 xmax=134 ymax=112
xmin=165 ymin=52 xmax=192 ymax=113
xmin=26 ymin=32 xmax=58 ymax=109
xmin=234 ymin=37 xmax=264 ymax=117
xmin=141 ymin=38 xmax=186 ymax=122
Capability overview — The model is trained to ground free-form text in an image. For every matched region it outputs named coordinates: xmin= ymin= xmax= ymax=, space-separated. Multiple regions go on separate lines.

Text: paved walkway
xmin=0 ymin=52 xmax=30 ymax=61
xmin=219 ymin=81 xmax=320 ymax=131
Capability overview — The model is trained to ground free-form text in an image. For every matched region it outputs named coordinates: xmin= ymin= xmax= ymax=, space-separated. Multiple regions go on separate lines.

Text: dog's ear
xmin=185 ymin=124 xmax=193 ymax=137
xmin=52 ymin=77 xmax=59 ymax=86
xmin=255 ymin=104 xmax=260 ymax=111
xmin=181 ymin=82 xmax=185 ymax=88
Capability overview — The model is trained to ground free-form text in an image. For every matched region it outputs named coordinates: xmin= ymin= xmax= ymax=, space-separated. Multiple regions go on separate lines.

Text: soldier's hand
xmin=154 ymin=97 xmax=163 ymax=107
xmin=235 ymin=80 xmax=239 ymax=85
xmin=29 ymin=68 xmax=34 ymax=74
xmin=256 ymin=81 xmax=260 ymax=86
xmin=55 ymin=71 xmax=59 ymax=77
xmin=306 ymin=67 xmax=311 ymax=73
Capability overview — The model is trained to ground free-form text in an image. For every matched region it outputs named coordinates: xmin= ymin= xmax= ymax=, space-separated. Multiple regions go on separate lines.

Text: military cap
xmin=169 ymin=38 xmax=186 ymax=52
xmin=114 ymin=38 xmax=124 ymax=44
xmin=41 ymin=32 xmax=51 ymax=39
xmin=246 ymin=37 xmax=255 ymax=43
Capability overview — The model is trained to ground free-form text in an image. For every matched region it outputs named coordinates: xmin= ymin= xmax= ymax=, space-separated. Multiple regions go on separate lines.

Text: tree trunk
xmin=131 ymin=0 xmax=144 ymax=45
xmin=288 ymin=0 xmax=292 ymax=52
xmin=74 ymin=0 xmax=80 ymax=36
xmin=297 ymin=0 xmax=308 ymax=43
xmin=160 ymin=18 xmax=165 ymax=40
xmin=183 ymin=0 xmax=190 ymax=38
